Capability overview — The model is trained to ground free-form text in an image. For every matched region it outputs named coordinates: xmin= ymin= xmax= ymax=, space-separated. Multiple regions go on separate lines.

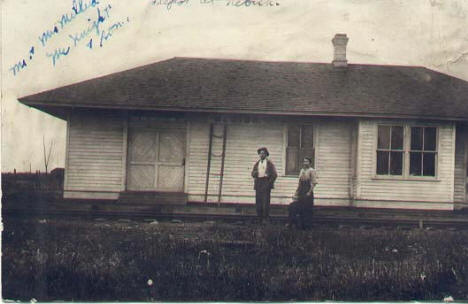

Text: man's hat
xmin=257 ymin=147 xmax=269 ymax=156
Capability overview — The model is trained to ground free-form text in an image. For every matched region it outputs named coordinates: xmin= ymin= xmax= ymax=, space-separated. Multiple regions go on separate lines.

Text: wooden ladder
xmin=204 ymin=123 xmax=227 ymax=204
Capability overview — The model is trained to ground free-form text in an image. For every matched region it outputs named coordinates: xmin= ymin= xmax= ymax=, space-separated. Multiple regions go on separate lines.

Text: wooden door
xmin=156 ymin=129 xmax=185 ymax=191
xmin=127 ymin=127 xmax=185 ymax=192
xmin=127 ymin=129 xmax=158 ymax=191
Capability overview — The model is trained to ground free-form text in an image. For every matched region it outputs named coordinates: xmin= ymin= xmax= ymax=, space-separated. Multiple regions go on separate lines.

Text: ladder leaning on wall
xmin=204 ymin=123 xmax=227 ymax=205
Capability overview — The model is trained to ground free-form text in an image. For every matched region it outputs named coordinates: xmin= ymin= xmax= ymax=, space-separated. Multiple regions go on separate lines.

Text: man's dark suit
xmin=251 ymin=159 xmax=278 ymax=220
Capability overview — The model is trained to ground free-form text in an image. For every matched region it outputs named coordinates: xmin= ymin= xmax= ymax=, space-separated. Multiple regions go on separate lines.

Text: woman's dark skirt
xmin=288 ymin=180 xmax=314 ymax=229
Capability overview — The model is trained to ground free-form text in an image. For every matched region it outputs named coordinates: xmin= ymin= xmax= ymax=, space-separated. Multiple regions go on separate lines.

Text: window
xmin=376 ymin=125 xmax=438 ymax=178
xmin=286 ymin=124 xmax=314 ymax=175
xmin=376 ymin=126 xmax=404 ymax=175
xmin=409 ymin=127 xmax=437 ymax=177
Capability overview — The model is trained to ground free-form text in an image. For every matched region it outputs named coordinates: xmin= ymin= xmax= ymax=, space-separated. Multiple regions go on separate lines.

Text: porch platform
xmin=118 ymin=191 xmax=188 ymax=205
xmin=3 ymin=196 xmax=468 ymax=228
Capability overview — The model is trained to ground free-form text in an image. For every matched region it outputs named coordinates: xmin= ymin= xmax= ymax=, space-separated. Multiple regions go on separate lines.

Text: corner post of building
xmin=349 ymin=119 xmax=359 ymax=206
xmin=355 ymin=119 xmax=362 ymax=200
xmin=121 ymin=110 xmax=129 ymax=192
xmin=464 ymin=124 xmax=468 ymax=206
xmin=63 ymin=110 xmax=72 ymax=194
xmin=184 ymin=120 xmax=191 ymax=195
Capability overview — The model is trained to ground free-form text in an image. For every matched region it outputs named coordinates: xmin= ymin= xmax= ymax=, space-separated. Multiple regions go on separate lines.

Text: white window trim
xmin=282 ymin=122 xmax=318 ymax=177
xmin=373 ymin=123 xmax=440 ymax=181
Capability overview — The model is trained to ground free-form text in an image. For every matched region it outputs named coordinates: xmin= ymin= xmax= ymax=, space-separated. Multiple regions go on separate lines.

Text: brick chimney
xmin=332 ymin=33 xmax=349 ymax=67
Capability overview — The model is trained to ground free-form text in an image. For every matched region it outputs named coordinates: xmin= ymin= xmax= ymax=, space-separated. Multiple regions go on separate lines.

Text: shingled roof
xmin=19 ymin=57 xmax=468 ymax=121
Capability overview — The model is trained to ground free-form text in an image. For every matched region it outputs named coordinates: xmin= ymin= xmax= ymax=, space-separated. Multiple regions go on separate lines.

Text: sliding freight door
xmin=127 ymin=124 xmax=186 ymax=192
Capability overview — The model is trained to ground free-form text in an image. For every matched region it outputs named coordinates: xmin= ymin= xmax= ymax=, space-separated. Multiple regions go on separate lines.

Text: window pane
xmin=390 ymin=152 xmax=403 ymax=175
xmin=288 ymin=125 xmax=300 ymax=147
xmin=424 ymin=127 xmax=437 ymax=151
xmin=423 ymin=153 xmax=436 ymax=176
xmin=378 ymin=126 xmax=390 ymax=149
xmin=377 ymin=151 xmax=389 ymax=175
xmin=301 ymin=125 xmax=314 ymax=148
xmin=410 ymin=152 xmax=422 ymax=176
xmin=411 ymin=127 xmax=423 ymax=150
xmin=391 ymin=126 xmax=403 ymax=150
xmin=286 ymin=147 xmax=299 ymax=175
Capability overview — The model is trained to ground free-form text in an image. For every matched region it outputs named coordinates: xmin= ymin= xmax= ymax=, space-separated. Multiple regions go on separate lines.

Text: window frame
xmin=376 ymin=125 xmax=405 ymax=176
xmin=408 ymin=126 xmax=438 ymax=177
xmin=283 ymin=123 xmax=317 ymax=177
xmin=374 ymin=123 xmax=439 ymax=180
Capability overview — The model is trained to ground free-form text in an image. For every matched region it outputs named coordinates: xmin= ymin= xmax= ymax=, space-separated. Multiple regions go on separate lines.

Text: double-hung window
xmin=376 ymin=125 xmax=438 ymax=178
xmin=409 ymin=127 xmax=437 ymax=177
xmin=376 ymin=126 xmax=404 ymax=175
xmin=286 ymin=124 xmax=315 ymax=175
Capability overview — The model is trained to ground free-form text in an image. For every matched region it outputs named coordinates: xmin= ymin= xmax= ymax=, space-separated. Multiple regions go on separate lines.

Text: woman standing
xmin=288 ymin=157 xmax=318 ymax=229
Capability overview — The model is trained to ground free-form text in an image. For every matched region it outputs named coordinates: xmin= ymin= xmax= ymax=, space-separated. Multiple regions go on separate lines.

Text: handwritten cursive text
xmin=46 ymin=47 xmax=71 ymax=66
xmin=152 ymin=0 xmax=190 ymax=10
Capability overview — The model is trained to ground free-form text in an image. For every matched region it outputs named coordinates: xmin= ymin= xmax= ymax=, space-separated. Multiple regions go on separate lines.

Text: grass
xmin=3 ymin=216 xmax=468 ymax=301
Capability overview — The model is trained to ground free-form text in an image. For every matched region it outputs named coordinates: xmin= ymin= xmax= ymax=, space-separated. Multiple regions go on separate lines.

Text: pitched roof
xmin=19 ymin=57 xmax=468 ymax=121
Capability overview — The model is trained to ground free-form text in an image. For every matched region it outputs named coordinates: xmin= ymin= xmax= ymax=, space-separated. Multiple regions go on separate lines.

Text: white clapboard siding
xmin=187 ymin=120 xmax=354 ymax=205
xmin=222 ymin=123 xmax=286 ymax=202
xmin=357 ymin=119 xmax=455 ymax=203
xmin=454 ymin=126 xmax=466 ymax=203
xmin=65 ymin=112 xmax=124 ymax=193
xmin=315 ymin=121 xmax=353 ymax=199
xmin=187 ymin=122 xmax=225 ymax=198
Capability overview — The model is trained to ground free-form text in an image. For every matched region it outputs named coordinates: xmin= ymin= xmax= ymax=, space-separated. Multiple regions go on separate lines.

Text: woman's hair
xmin=304 ymin=157 xmax=313 ymax=164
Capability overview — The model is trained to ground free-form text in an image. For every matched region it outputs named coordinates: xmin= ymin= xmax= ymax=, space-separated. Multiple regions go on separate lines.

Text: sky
xmin=2 ymin=0 xmax=468 ymax=172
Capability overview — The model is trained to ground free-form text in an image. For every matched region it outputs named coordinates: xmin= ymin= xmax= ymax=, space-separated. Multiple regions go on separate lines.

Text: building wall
xmin=61 ymin=111 xmax=461 ymax=210
xmin=186 ymin=118 xmax=354 ymax=205
xmin=315 ymin=120 xmax=354 ymax=203
xmin=187 ymin=120 xmax=284 ymax=203
xmin=355 ymin=119 xmax=455 ymax=210
xmin=64 ymin=111 xmax=125 ymax=199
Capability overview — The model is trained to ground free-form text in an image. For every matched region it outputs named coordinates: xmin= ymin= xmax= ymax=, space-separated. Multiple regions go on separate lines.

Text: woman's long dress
xmin=288 ymin=168 xmax=317 ymax=228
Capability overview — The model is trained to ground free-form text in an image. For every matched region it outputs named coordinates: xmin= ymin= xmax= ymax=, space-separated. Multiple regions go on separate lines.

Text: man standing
xmin=251 ymin=147 xmax=277 ymax=222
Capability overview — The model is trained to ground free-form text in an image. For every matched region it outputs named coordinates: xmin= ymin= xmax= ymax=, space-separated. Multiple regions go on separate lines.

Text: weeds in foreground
xmin=3 ymin=218 xmax=468 ymax=301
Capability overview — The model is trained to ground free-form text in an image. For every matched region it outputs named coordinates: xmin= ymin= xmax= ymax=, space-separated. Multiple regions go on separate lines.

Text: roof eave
xmin=19 ymin=100 xmax=468 ymax=123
